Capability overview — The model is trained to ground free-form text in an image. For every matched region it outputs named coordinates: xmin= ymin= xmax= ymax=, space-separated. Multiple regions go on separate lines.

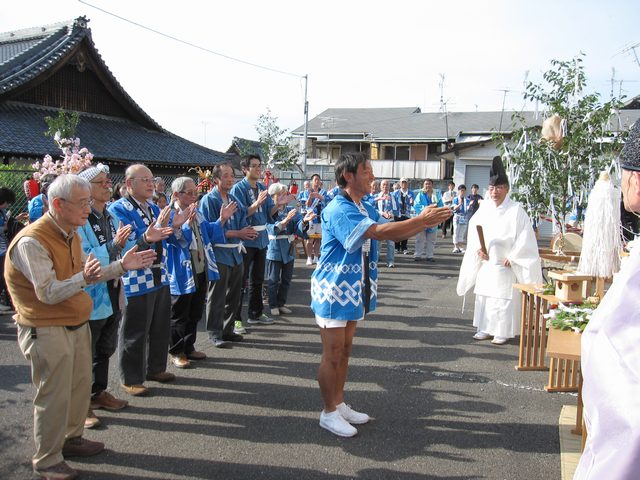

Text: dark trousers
xmin=442 ymin=216 xmax=453 ymax=236
xmin=235 ymin=247 xmax=266 ymax=320
xmin=89 ymin=310 xmax=121 ymax=395
xmin=169 ymin=271 xmax=207 ymax=355
xmin=119 ymin=286 xmax=171 ymax=385
xmin=266 ymin=259 xmax=294 ymax=309
xmin=394 ymin=216 xmax=409 ymax=251
xmin=206 ymin=262 xmax=242 ymax=340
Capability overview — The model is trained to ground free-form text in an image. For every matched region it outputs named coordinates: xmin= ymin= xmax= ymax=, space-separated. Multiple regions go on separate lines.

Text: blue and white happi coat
xmin=77 ymin=210 xmax=120 ymax=320
xmin=311 ymin=194 xmax=381 ymax=321
xmin=266 ymin=206 xmax=308 ymax=264
xmin=452 ymin=196 xmax=471 ymax=224
xmin=108 ymin=197 xmax=170 ymax=297
xmin=374 ymin=192 xmax=399 ymax=218
xmin=298 ymin=188 xmax=327 ymax=225
xmin=199 ymin=187 xmax=248 ymax=267
xmin=229 ymin=178 xmax=274 ymax=250
xmin=166 ymin=208 xmax=226 ymax=296
xmin=414 ymin=190 xmax=444 ymax=233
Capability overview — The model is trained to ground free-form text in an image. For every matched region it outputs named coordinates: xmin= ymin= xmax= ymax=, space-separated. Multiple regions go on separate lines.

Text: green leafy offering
xmin=545 ymin=302 xmax=597 ymax=333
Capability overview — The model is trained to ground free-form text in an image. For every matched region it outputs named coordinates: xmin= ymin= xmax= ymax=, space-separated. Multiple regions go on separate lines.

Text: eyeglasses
xmin=179 ymin=190 xmax=198 ymax=196
xmin=132 ymin=177 xmax=154 ymax=183
xmin=61 ymin=198 xmax=93 ymax=209
xmin=90 ymin=178 xmax=112 ymax=186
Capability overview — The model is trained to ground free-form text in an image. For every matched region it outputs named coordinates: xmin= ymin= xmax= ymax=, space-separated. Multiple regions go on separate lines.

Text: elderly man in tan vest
xmin=5 ymin=174 xmax=156 ymax=480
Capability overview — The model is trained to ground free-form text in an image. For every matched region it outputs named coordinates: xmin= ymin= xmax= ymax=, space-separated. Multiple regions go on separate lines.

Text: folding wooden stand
xmin=513 ymin=284 xmax=554 ymax=371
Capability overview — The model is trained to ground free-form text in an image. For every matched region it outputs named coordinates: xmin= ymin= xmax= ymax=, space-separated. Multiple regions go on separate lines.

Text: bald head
xmin=126 ymin=164 xmax=154 ymax=201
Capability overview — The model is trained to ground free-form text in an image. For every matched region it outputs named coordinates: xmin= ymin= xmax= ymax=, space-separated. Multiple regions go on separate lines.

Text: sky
xmin=2 ymin=0 xmax=639 ymax=152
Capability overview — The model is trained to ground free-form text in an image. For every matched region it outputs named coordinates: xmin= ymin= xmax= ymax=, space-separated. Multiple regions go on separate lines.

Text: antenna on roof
xmin=439 ymin=74 xmax=449 ymax=138
xmin=613 ymin=41 xmax=640 ymax=68
xmin=496 ymin=88 xmax=512 ymax=132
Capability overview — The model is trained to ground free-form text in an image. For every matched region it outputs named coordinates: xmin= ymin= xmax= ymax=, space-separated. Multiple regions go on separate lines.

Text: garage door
xmin=465 ymin=165 xmax=491 ymax=196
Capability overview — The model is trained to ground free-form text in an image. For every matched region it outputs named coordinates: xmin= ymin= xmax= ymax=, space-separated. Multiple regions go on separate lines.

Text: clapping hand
xmin=220 ymin=201 xmax=237 ymax=223
xmin=303 ymin=211 xmax=316 ymax=223
xmin=121 ymin=245 xmax=157 ymax=271
xmin=157 ymin=206 xmax=172 ymax=227
xmin=277 ymin=193 xmax=296 ymax=206
xmin=172 ymin=204 xmax=197 ymax=229
xmin=256 ymin=190 xmax=269 ymax=206
xmin=144 ymin=222 xmax=173 ymax=243
xmin=83 ymin=252 xmax=102 ymax=285
xmin=237 ymin=226 xmax=258 ymax=240
xmin=280 ymin=208 xmax=297 ymax=226
xmin=114 ymin=221 xmax=133 ymax=249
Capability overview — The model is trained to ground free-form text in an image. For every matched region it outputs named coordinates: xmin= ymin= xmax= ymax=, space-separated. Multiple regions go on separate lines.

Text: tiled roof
xmin=227 ymin=136 xmax=264 ymax=157
xmin=0 ymin=101 xmax=231 ymax=166
xmin=293 ymin=107 xmax=543 ymax=140
xmin=294 ymin=107 xmax=640 ymax=141
xmin=0 ymin=17 xmax=230 ymax=167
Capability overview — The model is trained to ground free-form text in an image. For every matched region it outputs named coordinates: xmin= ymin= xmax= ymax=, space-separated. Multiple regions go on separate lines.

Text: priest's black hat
xmin=489 ymin=156 xmax=509 ymax=186
xmin=620 ymin=121 xmax=640 ymax=171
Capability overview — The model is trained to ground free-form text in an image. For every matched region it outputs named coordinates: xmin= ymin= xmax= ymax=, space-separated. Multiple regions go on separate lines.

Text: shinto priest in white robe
xmin=573 ymin=246 xmax=640 ymax=479
xmin=456 ymin=194 xmax=542 ymax=338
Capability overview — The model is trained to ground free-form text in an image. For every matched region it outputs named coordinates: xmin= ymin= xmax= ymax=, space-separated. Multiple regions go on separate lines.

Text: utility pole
xmin=303 ymin=74 xmax=309 ymax=176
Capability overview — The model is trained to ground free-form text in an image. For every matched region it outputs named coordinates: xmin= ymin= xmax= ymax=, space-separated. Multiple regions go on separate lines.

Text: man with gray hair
xmin=6 ymin=174 xmax=156 ymax=480
xmin=165 ymin=177 xmax=236 ymax=368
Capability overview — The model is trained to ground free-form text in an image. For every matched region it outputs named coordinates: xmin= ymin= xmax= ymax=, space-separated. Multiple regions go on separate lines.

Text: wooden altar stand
xmin=513 ymin=284 xmax=581 ymax=393
xmin=513 ymin=284 xmax=554 ymax=371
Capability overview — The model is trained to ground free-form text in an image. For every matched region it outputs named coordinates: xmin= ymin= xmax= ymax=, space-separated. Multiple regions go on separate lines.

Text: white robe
xmin=574 ymin=248 xmax=640 ymax=479
xmin=456 ymin=195 xmax=542 ymax=338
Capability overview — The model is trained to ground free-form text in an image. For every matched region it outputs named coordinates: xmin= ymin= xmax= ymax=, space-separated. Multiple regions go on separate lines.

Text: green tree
xmin=497 ymin=56 xmax=626 ymax=243
xmin=44 ymin=110 xmax=79 ymax=140
xmin=255 ymin=108 xmax=301 ymax=173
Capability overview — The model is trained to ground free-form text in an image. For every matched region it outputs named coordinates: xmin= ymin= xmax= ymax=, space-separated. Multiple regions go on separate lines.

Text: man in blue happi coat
xmin=310 ymin=152 xmax=452 ymax=437
xmin=109 ymin=164 xmax=190 ymax=396
xmin=230 ymin=154 xmax=278 ymax=328
xmin=200 ymin=163 xmax=258 ymax=347
xmin=166 ymin=177 xmax=236 ymax=367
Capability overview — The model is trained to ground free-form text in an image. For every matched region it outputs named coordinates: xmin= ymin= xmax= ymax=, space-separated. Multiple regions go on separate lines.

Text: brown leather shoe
xmin=84 ymin=408 xmax=100 ymax=429
xmin=91 ymin=391 xmax=129 ymax=411
xmin=121 ymin=383 xmax=149 ymax=396
xmin=33 ymin=461 xmax=78 ymax=480
xmin=170 ymin=353 xmax=191 ymax=369
xmin=146 ymin=371 xmax=176 ymax=383
xmin=62 ymin=436 xmax=104 ymax=457
xmin=186 ymin=350 xmax=207 ymax=360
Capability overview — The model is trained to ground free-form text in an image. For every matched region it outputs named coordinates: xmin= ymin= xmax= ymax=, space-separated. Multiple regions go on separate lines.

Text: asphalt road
xmin=0 ymin=241 xmax=568 ymax=479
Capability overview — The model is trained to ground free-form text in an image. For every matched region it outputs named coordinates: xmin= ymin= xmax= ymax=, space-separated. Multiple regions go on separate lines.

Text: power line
xmin=78 ymin=0 xmax=304 ymax=79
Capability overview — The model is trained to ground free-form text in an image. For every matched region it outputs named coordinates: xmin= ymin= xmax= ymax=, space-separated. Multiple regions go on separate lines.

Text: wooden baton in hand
xmin=476 ymin=225 xmax=487 ymax=256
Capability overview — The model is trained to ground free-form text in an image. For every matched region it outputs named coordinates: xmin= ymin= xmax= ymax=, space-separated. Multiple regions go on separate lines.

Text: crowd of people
xmin=7 ymin=145 xmax=634 ymax=479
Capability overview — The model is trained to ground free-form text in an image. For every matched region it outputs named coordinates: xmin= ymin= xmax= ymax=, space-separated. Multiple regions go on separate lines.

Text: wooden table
xmin=546 ymin=328 xmax=584 ymax=440
xmin=513 ymin=284 xmax=555 ymax=371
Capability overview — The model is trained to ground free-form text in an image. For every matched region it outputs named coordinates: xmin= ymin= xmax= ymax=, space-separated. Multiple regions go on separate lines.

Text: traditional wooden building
xmin=0 ymin=16 xmax=231 ymax=174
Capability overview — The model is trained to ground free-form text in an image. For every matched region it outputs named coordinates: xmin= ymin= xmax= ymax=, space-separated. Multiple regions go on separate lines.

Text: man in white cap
xmin=574 ymin=122 xmax=640 ymax=479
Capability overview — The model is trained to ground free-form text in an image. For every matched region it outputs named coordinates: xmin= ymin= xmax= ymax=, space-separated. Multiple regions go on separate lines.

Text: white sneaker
xmin=306 ymin=257 xmax=313 ymax=265
xmin=279 ymin=306 xmax=292 ymax=314
xmin=312 ymin=256 xmax=319 ymax=264
xmin=491 ymin=336 xmax=508 ymax=345
xmin=319 ymin=410 xmax=357 ymax=437
xmin=473 ymin=331 xmax=491 ymax=340
xmin=270 ymin=308 xmax=280 ymax=316
xmin=336 ymin=402 xmax=370 ymax=424
xmin=234 ymin=320 xmax=247 ymax=335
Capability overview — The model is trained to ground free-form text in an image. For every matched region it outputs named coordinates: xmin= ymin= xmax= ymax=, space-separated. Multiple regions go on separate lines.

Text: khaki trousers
xmin=17 ymin=323 xmax=92 ymax=469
